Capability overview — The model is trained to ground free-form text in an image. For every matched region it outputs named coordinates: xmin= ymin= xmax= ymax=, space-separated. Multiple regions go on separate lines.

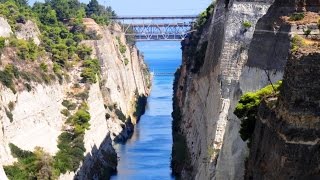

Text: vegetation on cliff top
xmin=234 ymin=81 xmax=282 ymax=144
xmin=0 ymin=0 xmax=112 ymax=91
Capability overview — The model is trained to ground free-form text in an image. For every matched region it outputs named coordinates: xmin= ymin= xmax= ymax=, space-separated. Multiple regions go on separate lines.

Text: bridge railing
xmin=110 ymin=15 xmax=199 ymax=41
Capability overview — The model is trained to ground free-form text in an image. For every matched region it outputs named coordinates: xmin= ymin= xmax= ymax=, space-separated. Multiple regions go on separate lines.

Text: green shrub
xmin=0 ymin=37 xmax=5 ymax=50
xmin=107 ymin=103 xmax=116 ymax=111
xmin=75 ymin=90 xmax=89 ymax=100
xmin=62 ymin=100 xmax=77 ymax=110
xmin=61 ymin=109 xmax=71 ymax=117
xmin=116 ymin=37 xmax=126 ymax=54
xmin=8 ymin=101 xmax=15 ymax=111
xmin=0 ymin=64 xmax=19 ymax=92
xmin=196 ymin=3 xmax=214 ymax=30
xmin=24 ymin=83 xmax=32 ymax=91
xmin=54 ymin=132 xmax=85 ymax=173
xmin=4 ymin=144 xmax=37 ymax=180
xmin=54 ymin=102 xmax=90 ymax=174
xmin=80 ymin=58 xmax=100 ymax=83
xmin=234 ymin=81 xmax=282 ymax=143
xmin=76 ymin=45 xmax=92 ymax=60
xmin=289 ymin=13 xmax=305 ymax=21
xmin=9 ymin=143 xmax=34 ymax=159
xmin=291 ymin=35 xmax=306 ymax=52
xmin=40 ymin=62 xmax=48 ymax=72
xmin=303 ymin=28 xmax=311 ymax=36
xmin=5 ymin=108 xmax=13 ymax=122
xmin=124 ymin=58 xmax=129 ymax=66
xmin=85 ymin=30 xmax=102 ymax=40
xmin=242 ymin=21 xmax=252 ymax=28
xmin=10 ymin=39 xmax=40 ymax=61
xmin=67 ymin=109 xmax=91 ymax=134
xmin=105 ymin=113 xmax=110 ymax=119
xmin=119 ymin=44 xmax=126 ymax=54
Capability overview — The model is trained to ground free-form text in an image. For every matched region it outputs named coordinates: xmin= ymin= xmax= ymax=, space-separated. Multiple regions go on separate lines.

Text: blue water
xmin=111 ymin=41 xmax=181 ymax=180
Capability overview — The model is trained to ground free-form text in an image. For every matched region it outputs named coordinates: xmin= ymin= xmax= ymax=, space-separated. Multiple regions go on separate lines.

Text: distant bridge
xmin=111 ymin=16 xmax=198 ymax=41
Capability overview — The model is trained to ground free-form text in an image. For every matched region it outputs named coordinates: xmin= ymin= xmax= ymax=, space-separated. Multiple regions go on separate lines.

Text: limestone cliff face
xmin=82 ymin=19 xmax=150 ymax=125
xmin=0 ymin=17 xmax=12 ymax=37
xmin=0 ymin=18 xmax=150 ymax=180
xmin=172 ymin=0 xmax=319 ymax=179
xmin=246 ymin=51 xmax=320 ymax=179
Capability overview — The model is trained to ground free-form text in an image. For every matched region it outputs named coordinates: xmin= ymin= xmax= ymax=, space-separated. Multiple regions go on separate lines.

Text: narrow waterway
xmin=111 ymin=42 xmax=181 ymax=179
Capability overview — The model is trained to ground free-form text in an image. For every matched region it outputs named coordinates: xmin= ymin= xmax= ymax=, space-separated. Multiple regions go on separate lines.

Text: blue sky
xmin=30 ymin=0 xmax=212 ymax=16
xmin=106 ymin=0 xmax=212 ymax=16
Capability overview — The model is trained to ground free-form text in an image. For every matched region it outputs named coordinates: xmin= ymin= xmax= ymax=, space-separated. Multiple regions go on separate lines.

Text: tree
xmin=86 ymin=0 xmax=100 ymax=16
xmin=0 ymin=0 xmax=29 ymax=7
xmin=33 ymin=2 xmax=58 ymax=25
xmin=48 ymin=0 xmax=83 ymax=20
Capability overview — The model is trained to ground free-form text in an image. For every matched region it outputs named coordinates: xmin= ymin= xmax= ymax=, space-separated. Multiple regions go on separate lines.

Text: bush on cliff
xmin=289 ymin=12 xmax=305 ymax=21
xmin=196 ymin=3 xmax=214 ymax=30
xmin=291 ymin=35 xmax=306 ymax=52
xmin=234 ymin=81 xmax=282 ymax=143
xmin=0 ymin=37 xmax=5 ymax=50
xmin=85 ymin=0 xmax=116 ymax=25
xmin=80 ymin=58 xmax=100 ymax=83
xmin=4 ymin=144 xmax=56 ymax=180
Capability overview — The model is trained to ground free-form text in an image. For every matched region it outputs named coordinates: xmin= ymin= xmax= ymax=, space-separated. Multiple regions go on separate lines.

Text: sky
xmin=78 ymin=0 xmax=212 ymax=16
xmin=106 ymin=0 xmax=212 ymax=16
xmin=29 ymin=0 xmax=213 ymax=16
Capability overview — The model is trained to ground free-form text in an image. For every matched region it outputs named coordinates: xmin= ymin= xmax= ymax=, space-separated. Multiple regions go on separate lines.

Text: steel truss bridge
xmin=111 ymin=16 xmax=198 ymax=41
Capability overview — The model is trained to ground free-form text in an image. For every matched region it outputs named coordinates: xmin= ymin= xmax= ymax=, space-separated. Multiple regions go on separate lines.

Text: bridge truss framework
xmin=111 ymin=16 xmax=198 ymax=41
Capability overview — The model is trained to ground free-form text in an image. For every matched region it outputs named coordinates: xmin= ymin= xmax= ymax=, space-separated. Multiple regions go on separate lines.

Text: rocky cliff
xmin=246 ymin=45 xmax=320 ymax=179
xmin=172 ymin=0 xmax=320 ymax=179
xmin=0 ymin=17 xmax=150 ymax=180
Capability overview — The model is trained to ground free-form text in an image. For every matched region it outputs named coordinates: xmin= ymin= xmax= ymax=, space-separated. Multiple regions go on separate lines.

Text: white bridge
xmin=111 ymin=16 xmax=198 ymax=41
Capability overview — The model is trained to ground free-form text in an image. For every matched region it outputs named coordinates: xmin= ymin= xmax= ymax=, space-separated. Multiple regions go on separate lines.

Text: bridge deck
xmin=111 ymin=15 xmax=198 ymax=41
xmin=111 ymin=15 xmax=198 ymax=20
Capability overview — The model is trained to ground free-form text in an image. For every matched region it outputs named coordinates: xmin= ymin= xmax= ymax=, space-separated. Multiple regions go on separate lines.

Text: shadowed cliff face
xmin=246 ymin=51 xmax=320 ymax=180
xmin=172 ymin=0 xmax=320 ymax=179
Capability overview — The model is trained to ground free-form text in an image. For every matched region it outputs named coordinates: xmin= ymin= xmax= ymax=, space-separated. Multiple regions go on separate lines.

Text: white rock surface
xmin=0 ymin=17 xmax=12 ymax=37
xmin=85 ymin=82 xmax=109 ymax=155
xmin=84 ymin=23 xmax=149 ymax=121
xmin=15 ymin=20 xmax=41 ymax=45
xmin=0 ymin=166 xmax=8 ymax=180
xmin=0 ymin=84 xmax=64 ymax=165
